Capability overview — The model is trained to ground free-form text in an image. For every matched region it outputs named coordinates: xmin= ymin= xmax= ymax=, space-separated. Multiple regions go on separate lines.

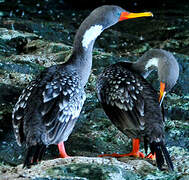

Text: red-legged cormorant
xmin=96 ymin=49 xmax=179 ymax=171
xmin=12 ymin=5 xmax=153 ymax=167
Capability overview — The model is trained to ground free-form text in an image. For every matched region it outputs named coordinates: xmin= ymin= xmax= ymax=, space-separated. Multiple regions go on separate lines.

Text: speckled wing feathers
xmin=41 ymin=71 xmax=86 ymax=144
xmin=97 ymin=63 xmax=145 ymax=136
xmin=97 ymin=62 xmax=174 ymax=171
xmin=12 ymin=68 xmax=86 ymax=146
xmin=12 ymin=81 xmax=37 ymax=146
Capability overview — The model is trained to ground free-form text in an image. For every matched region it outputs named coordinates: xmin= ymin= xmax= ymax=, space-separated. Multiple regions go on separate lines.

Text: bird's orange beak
xmin=159 ymin=82 xmax=166 ymax=106
xmin=119 ymin=12 xmax=153 ymax=21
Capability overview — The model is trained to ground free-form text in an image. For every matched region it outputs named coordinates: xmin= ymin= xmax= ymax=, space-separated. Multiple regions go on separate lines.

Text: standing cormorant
xmin=12 ymin=5 xmax=153 ymax=167
xmin=96 ymin=49 xmax=179 ymax=171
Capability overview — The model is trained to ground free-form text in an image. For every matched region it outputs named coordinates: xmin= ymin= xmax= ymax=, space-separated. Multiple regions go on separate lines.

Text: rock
xmin=118 ymin=158 xmax=157 ymax=175
xmin=0 ymin=83 xmax=21 ymax=131
xmin=0 ymin=157 xmax=154 ymax=180
xmin=45 ymin=160 xmax=137 ymax=180
xmin=165 ymin=120 xmax=189 ymax=150
xmin=168 ymin=146 xmax=189 ymax=173
xmin=1 ymin=156 xmax=187 ymax=179
xmin=165 ymin=94 xmax=189 ymax=120
xmin=0 ymin=28 xmax=38 ymax=56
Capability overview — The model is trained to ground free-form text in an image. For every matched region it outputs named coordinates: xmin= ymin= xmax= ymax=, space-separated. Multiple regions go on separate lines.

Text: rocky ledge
xmin=0 ymin=155 xmax=188 ymax=180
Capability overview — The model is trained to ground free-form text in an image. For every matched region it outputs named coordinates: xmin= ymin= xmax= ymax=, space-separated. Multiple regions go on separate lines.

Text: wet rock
xmin=0 ymin=83 xmax=21 ymax=130
xmin=0 ymin=130 xmax=25 ymax=166
xmin=45 ymin=162 xmax=137 ymax=180
xmin=0 ymin=28 xmax=38 ymax=56
xmin=0 ymin=157 xmax=156 ymax=180
xmin=165 ymin=119 xmax=189 ymax=150
xmin=1 ymin=156 xmax=188 ymax=179
xmin=169 ymin=146 xmax=189 ymax=173
xmin=165 ymin=94 xmax=189 ymax=120
xmin=118 ymin=158 xmax=157 ymax=175
xmin=0 ymin=29 xmax=72 ymax=88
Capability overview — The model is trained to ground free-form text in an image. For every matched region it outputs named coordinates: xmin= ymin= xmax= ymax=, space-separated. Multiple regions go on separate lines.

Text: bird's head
xmin=134 ymin=49 xmax=179 ymax=106
xmin=75 ymin=5 xmax=153 ymax=51
xmin=157 ymin=50 xmax=179 ymax=105
xmin=89 ymin=5 xmax=153 ymax=29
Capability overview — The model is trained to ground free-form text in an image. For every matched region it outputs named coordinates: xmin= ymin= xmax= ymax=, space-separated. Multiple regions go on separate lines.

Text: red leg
xmin=58 ymin=141 xmax=70 ymax=158
xmin=146 ymin=152 xmax=156 ymax=160
xmin=98 ymin=138 xmax=145 ymax=158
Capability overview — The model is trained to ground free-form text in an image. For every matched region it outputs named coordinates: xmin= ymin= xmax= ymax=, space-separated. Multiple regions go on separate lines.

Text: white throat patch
xmin=145 ymin=57 xmax=159 ymax=70
xmin=82 ymin=25 xmax=103 ymax=49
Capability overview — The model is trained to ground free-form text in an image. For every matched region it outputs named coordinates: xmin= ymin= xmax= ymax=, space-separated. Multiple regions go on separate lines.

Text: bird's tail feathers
xmin=150 ymin=141 xmax=174 ymax=171
xmin=23 ymin=144 xmax=46 ymax=168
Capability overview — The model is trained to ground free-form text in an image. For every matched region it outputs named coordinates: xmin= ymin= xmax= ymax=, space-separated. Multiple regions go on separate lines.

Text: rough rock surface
xmin=0 ymin=157 xmax=172 ymax=180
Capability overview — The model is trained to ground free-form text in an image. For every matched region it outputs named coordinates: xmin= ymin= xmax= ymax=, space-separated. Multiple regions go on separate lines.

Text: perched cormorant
xmin=96 ymin=49 xmax=179 ymax=171
xmin=12 ymin=5 xmax=153 ymax=167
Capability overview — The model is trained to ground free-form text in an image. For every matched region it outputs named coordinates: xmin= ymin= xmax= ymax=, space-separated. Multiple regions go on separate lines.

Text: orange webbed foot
xmin=98 ymin=153 xmax=124 ymax=158
xmin=98 ymin=138 xmax=145 ymax=158
xmin=124 ymin=151 xmax=145 ymax=158
xmin=146 ymin=152 xmax=156 ymax=160
xmin=98 ymin=151 xmax=145 ymax=158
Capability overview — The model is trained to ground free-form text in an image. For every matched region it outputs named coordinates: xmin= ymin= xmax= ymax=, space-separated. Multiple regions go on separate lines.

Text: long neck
xmin=67 ymin=18 xmax=104 ymax=86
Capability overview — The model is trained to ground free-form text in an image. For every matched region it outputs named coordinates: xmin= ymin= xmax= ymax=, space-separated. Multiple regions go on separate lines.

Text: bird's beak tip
xmin=159 ymin=91 xmax=166 ymax=106
xmin=159 ymin=82 xmax=166 ymax=106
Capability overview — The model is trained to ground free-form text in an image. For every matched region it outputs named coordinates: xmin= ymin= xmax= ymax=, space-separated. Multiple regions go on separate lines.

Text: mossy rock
xmin=45 ymin=163 xmax=138 ymax=180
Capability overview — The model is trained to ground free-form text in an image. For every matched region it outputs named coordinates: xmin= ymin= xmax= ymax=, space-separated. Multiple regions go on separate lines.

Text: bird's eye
xmin=117 ymin=12 xmax=121 ymax=17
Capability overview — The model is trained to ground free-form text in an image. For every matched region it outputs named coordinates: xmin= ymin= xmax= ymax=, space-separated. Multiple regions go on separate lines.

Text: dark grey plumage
xmin=12 ymin=66 xmax=86 ymax=167
xmin=13 ymin=66 xmax=85 ymax=146
xmin=12 ymin=5 xmax=139 ymax=167
xmin=97 ymin=62 xmax=163 ymax=139
xmin=97 ymin=49 xmax=179 ymax=171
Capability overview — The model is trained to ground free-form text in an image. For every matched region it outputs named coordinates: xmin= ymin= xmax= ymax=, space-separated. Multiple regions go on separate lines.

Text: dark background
xmin=0 ymin=0 xmax=189 ymax=18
